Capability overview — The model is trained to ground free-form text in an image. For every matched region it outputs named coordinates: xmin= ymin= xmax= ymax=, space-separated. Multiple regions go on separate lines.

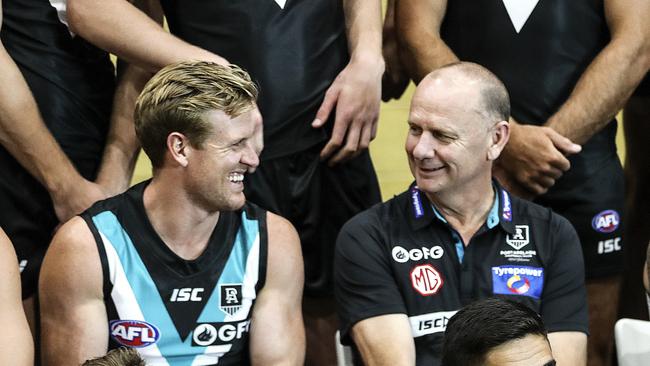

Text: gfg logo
xmin=392 ymin=245 xmax=444 ymax=263
xmin=592 ymin=210 xmax=620 ymax=233
xmin=109 ymin=320 xmax=160 ymax=348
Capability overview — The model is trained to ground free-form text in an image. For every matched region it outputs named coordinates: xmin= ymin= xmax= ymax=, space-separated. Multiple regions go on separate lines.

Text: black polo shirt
xmin=335 ymin=182 xmax=588 ymax=365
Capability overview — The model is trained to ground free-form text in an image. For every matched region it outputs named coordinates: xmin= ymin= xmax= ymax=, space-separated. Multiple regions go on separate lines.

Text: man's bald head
xmin=418 ymin=62 xmax=510 ymax=126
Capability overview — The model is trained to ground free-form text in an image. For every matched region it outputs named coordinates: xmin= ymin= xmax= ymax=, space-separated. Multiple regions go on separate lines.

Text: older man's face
xmin=405 ymin=77 xmax=493 ymax=195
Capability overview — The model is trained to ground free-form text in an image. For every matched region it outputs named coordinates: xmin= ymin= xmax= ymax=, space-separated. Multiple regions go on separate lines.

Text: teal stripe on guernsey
xmin=93 ymin=211 xmax=195 ymax=366
xmin=198 ymin=212 xmax=259 ymax=323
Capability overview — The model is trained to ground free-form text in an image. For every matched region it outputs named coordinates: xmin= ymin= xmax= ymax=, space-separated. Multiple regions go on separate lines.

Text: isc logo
xmin=592 ymin=210 xmax=620 ymax=233
xmin=598 ymin=237 xmax=622 ymax=254
xmin=109 ymin=320 xmax=160 ymax=348
xmin=170 ymin=288 xmax=204 ymax=302
xmin=410 ymin=264 xmax=443 ymax=296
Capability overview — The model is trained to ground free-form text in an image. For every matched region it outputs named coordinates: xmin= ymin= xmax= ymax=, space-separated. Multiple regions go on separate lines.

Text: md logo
xmin=410 ymin=264 xmax=443 ymax=296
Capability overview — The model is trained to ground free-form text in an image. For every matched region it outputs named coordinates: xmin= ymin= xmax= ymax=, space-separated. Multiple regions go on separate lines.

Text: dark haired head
xmin=442 ymin=297 xmax=549 ymax=366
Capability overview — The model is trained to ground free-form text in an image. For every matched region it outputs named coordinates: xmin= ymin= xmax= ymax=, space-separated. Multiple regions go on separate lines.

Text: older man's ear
xmin=487 ymin=121 xmax=510 ymax=161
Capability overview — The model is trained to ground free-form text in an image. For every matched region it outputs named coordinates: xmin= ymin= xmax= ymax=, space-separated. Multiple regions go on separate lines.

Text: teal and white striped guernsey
xmin=81 ymin=181 xmax=268 ymax=366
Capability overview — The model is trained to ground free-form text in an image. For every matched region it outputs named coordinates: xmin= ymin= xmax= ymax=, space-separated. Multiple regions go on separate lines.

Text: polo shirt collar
xmin=406 ymin=180 xmax=515 ymax=234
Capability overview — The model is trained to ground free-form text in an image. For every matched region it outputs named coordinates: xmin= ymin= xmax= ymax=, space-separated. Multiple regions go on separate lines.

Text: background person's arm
xmin=352 ymin=314 xmax=415 ymax=366
xmin=0 ymin=229 xmax=33 ymax=366
xmin=67 ymin=0 xmax=227 ymax=72
xmin=395 ymin=0 xmax=457 ymax=83
xmin=311 ymin=0 xmax=384 ymax=165
xmin=95 ymin=63 xmax=151 ymax=196
xmin=39 ymin=217 xmax=108 ymax=365
xmin=545 ymin=0 xmax=650 ymax=144
xmin=547 ymin=332 xmax=587 ymax=366
xmin=0 ymin=1 xmax=107 ymax=222
xmin=249 ymin=213 xmax=305 ymax=365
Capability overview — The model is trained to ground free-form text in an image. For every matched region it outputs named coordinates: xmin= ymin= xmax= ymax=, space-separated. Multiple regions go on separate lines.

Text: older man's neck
xmin=426 ymin=178 xmax=495 ymax=245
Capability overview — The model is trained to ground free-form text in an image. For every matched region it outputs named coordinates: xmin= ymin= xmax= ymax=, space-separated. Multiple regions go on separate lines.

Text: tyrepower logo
xmin=592 ymin=210 xmax=620 ymax=233
xmin=410 ymin=264 xmax=443 ymax=296
xmin=491 ymin=265 xmax=544 ymax=299
xmin=110 ymin=320 xmax=160 ymax=348
xmin=392 ymin=245 xmax=444 ymax=263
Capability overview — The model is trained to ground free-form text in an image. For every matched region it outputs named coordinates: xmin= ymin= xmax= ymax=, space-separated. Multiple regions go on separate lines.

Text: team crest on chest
xmin=506 ymin=225 xmax=530 ymax=250
xmin=220 ymin=284 xmax=243 ymax=316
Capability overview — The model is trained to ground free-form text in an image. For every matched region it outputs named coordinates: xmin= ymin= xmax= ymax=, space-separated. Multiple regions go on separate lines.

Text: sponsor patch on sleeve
xmin=491 ymin=265 xmax=544 ymax=299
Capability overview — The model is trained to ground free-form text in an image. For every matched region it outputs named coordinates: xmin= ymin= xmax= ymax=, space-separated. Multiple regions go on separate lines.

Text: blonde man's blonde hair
xmin=134 ymin=61 xmax=258 ymax=168
xmin=82 ymin=347 xmax=146 ymax=366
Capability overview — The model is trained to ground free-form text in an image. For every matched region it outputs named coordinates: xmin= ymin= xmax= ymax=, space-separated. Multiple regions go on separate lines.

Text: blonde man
xmin=0 ymin=228 xmax=33 ymax=366
xmin=40 ymin=61 xmax=304 ymax=365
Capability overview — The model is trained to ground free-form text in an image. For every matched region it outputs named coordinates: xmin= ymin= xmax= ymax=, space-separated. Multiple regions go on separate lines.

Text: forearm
xmin=0 ymin=234 xmax=33 ymax=366
xmin=546 ymin=33 xmax=650 ymax=144
xmin=68 ymin=0 xmax=227 ymax=72
xmin=343 ymin=0 xmax=384 ymax=69
xmin=352 ymin=315 xmax=416 ymax=366
xmin=548 ymin=332 xmax=587 ymax=366
xmin=96 ymin=63 xmax=150 ymax=195
xmin=0 ymin=45 xmax=82 ymax=194
xmin=396 ymin=0 xmax=458 ymax=83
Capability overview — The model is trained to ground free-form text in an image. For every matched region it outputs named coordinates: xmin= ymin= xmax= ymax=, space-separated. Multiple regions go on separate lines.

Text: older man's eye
xmin=434 ymin=132 xmax=454 ymax=143
xmin=408 ymin=125 xmax=422 ymax=135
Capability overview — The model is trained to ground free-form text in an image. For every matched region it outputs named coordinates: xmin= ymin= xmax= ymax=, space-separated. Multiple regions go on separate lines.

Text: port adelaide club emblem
xmin=220 ymin=284 xmax=243 ymax=316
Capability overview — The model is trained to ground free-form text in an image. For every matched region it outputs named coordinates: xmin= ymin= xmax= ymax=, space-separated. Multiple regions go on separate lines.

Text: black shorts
xmin=244 ymin=144 xmax=381 ymax=296
xmin=0 ymin=147 xmax=102 ymax=299
xmin=536 ymin=154 xmax=624 ymax=279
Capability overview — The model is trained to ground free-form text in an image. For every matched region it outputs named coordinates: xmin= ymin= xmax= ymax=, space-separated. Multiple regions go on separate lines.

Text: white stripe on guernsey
xmin=101 ymin=233 xmax=169 ymax=366
xmin=48 ymin=0 xmax=74 ymax=36
xmin=193 ymin=230 xmax=261 ymax=365
xmin=226 ymin=232 xmax=260 ymax=322
xmin=408 ymin=310 xmax=458 ymax=338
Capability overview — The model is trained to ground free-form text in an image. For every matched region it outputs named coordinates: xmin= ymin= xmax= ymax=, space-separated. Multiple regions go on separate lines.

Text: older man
xmin=335 ymin=62 xmax=588 ymax=366
xmin=40 ymin=62 xmax=304 ymax=365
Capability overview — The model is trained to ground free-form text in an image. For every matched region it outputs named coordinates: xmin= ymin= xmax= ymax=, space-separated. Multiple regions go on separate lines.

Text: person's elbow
xmin=67 ymin=0 xmax=96 ymax=37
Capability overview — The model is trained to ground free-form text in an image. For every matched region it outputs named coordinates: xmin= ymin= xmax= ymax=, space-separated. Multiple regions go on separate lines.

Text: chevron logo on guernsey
xmin=411 ymin=187 xmax=424 ymax=219
xmin=274 ymin=0 xmax=287 ymax=9
xmin=492 ymin=265 xmax=544 ymax=299
xmin=502 ymin=0 xmax=540 ymax=33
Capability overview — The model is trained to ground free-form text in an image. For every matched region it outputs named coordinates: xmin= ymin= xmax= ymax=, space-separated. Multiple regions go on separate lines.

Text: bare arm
xmin=311 ymin=0 xmax=384 ymax=165
xmin=0 ymin=229 xmax=33 ymax=366
xmin=396 ymin=0 xmax=457 ymax=83
xmin=545 ymin=0 xmax=650 ymax=144
xmin=381 ymin=0 xmax=409 ymax=101
xmin=249 ymin=213 xmax=305 ymax=365
xmin=67 ymin=0 xmax=227 ymax=72
xmin=0 ymin=2 xmax=107 ymax=222
xmin=40 ymin=217 xmax=108 ymax=365
xmin=547 ymin=331 xmax=587 ymax=366
xmin=351 ymin=314 xmax=415 ymax=366
xmin=96 ymin=62 xmax=152 ymax=195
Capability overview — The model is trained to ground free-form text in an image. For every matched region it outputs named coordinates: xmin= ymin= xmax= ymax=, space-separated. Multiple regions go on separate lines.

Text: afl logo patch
xmin=109 ymin=320 xmax=160 ymax=348
xmin=592 ymin=210 xmax=620 ymax=233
